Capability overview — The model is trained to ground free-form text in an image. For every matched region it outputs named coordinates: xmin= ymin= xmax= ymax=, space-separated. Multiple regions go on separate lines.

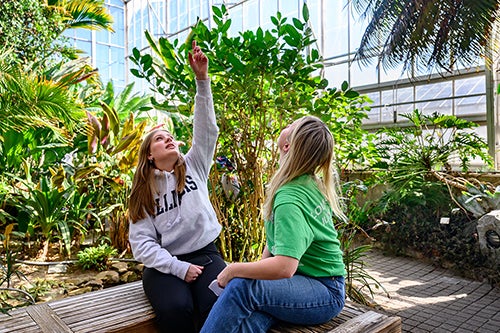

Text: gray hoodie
xmin=129 ymin=79 xmax=221 ymax=280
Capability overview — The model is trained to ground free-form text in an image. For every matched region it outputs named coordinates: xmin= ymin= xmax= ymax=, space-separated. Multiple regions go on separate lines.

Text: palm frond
xmin=50 ymin=0 xmax=114 ymax=32
xmin=351 ymin=0 xmax=499 ymax=72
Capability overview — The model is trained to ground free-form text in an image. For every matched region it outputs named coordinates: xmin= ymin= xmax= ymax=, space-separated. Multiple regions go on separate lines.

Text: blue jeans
xmin=200 ymin=275 xmax=345 ymax=333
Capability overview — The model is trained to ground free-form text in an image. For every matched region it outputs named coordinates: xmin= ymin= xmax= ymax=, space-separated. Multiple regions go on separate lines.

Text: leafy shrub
xmin=77 ymin=244 xmax=117 ymax=271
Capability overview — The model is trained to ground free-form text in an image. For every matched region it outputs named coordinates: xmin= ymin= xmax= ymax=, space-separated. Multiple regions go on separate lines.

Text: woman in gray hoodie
xmin=128 ymin=41 xmax=226 ymax=333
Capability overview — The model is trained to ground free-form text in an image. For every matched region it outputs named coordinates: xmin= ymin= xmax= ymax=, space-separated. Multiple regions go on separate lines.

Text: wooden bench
xmin=0 ymin=281 xmax=401 ymax=333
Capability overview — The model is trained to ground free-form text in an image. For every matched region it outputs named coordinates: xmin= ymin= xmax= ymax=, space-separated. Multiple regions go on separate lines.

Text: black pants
xmin=142 ymin=242 xmax=226 ymax=333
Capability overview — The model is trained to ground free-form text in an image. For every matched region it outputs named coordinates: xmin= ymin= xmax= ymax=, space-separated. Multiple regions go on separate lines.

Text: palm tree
xmin=47 ymin=0 xmax=114 ymax=32
xmin=0 ymin=51 xmax=93 ymax=140
xmin=351 ymin=0 xmax=500 ymax=73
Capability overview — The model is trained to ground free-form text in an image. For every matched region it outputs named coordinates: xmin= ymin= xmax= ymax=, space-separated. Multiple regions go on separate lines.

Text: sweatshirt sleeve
xmin=129 ymin=216 xmax=190 ymax=280
xmin=185 ymin=79 xmax=218 ymax=178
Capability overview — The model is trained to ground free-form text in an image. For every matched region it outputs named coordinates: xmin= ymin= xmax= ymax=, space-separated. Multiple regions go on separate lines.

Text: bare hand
xmin=185 ymin=264 xmax=204 ymax=283
xmin=188 ymin=40 xmax=209 ymax=80
xmin=216 ymin=264 xmax=233 ymax=287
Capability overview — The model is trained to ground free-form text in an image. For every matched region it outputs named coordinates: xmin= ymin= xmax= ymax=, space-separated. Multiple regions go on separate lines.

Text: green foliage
xmin=0 ymin=55 xmax=86 ymax=141
xmin=13 ymin=176 xmax=89 ymax=258
xmin=351 ymin=0 xmax=500 ymax=73
xmin=0 ymin=224 xmax=34 ymax=314
xmin=339 ymin=180 xmax=388 ymax=305
xmin=317 ymin=82 xmax=379 ymax=170
xmin=130 ymin=4 xmax=374 ymax=261
xmin=0 ymin=224 xmax=27 ymax=288
xmin=373 ymin=109 xmax=492 ymax=213
xmin=0 ymin=0 xmax=65 ymax=66
xmin=0 ymin=0 xmax=114 ymax=68
xmin=77 ymin=244 xmax=117 ymax=271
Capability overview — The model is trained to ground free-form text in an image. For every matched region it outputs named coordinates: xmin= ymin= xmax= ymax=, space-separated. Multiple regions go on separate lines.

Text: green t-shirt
xmin=265 ymin=174 xmax=346 ymax=277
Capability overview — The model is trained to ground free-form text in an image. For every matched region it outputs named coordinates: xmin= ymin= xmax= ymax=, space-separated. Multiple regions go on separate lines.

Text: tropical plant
xmin=0 ymin=0 xmax=65 ymax=66
xmin=47 ymin=82 xmax=152 ymax=251
xmin=0 ymin=53 xmax=86 ymax=141
xmin=130 ymin=4 xmax=375 ymax=262
xmin=0 ymin=224 xmax=35 ymax=314
xmin=47 ymin=0 xmax=114 ymax=32
xmin=374 ymin=109 xmax=492 ymax=187
xmin=339 ymin=180 xmax=388 ymax=305
xmin=77 ymin=243 xmax=117 ymax=271
xmin=371 ymin=109 xmax=493 ymax=217
xmin=0 ymin=224 xmax=27 ymax=288
xmin=351 ymin=0 xmax=500 ymax=73
xmin=13 ymin=176 xmax=88 ymax=259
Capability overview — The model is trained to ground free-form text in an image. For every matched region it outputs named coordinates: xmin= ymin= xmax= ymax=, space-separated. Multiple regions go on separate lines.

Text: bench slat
xmin=24 ymin=303 xmax=73 ymax=333
xmin=327 ymin=310 xmax=400 ymax=333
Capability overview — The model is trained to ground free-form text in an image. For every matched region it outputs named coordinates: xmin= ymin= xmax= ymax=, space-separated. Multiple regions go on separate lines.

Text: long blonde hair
xmin=128 ymin=129 xmax=186 ymax=223
xmin=263 ymin=116 xmax=345 ymax=222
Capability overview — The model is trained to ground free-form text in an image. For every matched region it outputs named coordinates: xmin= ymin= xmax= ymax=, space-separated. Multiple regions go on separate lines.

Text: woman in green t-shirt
xmin=201 ymin=116 xmax=346 ymax=333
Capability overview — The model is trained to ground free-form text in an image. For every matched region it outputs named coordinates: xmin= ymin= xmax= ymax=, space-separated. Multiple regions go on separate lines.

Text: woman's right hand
xmin=184 ymin=264 xmax=204 ymax=283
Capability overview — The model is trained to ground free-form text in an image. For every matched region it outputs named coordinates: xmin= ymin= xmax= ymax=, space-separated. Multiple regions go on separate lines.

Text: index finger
xmin=192 ymin=40 xmax=197 ymax=50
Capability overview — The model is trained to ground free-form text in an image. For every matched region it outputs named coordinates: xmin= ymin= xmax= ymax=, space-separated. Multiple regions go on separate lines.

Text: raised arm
xmin=185 ymin=40 xmax=218 ymax=177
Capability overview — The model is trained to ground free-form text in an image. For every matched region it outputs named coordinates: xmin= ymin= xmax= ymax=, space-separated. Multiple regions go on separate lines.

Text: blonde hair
xmin=263 ymin=116 xmax=345 ymax=222
xmin=128 ymin=129 xmax=186 ymax=223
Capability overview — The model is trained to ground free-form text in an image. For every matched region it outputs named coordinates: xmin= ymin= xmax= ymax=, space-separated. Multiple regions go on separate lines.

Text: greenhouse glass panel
xmin=363 ymin=92 xmax=380 ymax=124
xmin=97 ymin=29 xmax=109 ymax=44
xmin=395 ymin=87 xmax=415 ymax=118
xmin=324 ymin=63 xmax=348 ymax=89
xmin=365 ymin=106 xmax=381 ymax=124
xmin=75 ymin=29 xmax=92 ymax=41
xmin=323 ymin=0 xmax=349 ymax=58
xmin=261 ymin=0 xmax=278 ymax=31
xmin=381 ymin=90 xmax=396 ymax=123
xmin=306 ymin=0 xmax=321 ymax=43
xmin=228 ymin=5 xmax=243 ymax=37
xmin=455 ymin=76 xmax=485 ymax=96
xmin=168 ymin=0 xmax=178 ymax=33
xmin=380 ymin=63 xmax=406 ymax=83
xmin=351 ymin=61 xmax=377 ymax=87
xmin=243 ymin=0 xmax=259 ymax=31
xmin=455 ymin=96 xmax=486 ymax=116
xmin=78 ymin=40 xmax=92 ymax=57
xmin=279 ymin=0 xmax=299 ymax=18
xmin=178 ymin=0 xmax=188 ymax=30
xmin=189 ymin=0 xmax=201 ymax=26
xmin=349 ymin=9 xmax=368 ymax=52
xmin=415 ymin=99 xmax=453 ymax=116
xmin=416 ymin=81 xmax=452 ymax=101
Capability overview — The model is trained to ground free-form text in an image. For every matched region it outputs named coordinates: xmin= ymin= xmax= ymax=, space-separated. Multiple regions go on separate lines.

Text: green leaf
xmin=341 ymin=81 xmax=349 ymax=91
xmin=345 ymin=90 xmax=360 ymax=98
xmin=212 ymin=6 xmax=222 ymax=18
xmin=132 ymin=47 xmax=140 ymax=59
xmin=292 ymin=18 xmax=304 ymax=30
xmin=302 ymin=3 xmax=310 ymax=22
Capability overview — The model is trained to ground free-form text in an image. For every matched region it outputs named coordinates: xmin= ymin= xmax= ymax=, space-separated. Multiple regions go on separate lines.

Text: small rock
xmin=68 ymin=286 xmax=93 ymax=296
xmin=111 ymin=261 xmax=129 ymax=274
xmin=120 ymin=271 xmax=138 ymax=283
xmin=48 ymin=264 xmax=68 ymax=274
xmin=84 ymin=279 xmax=104 ymax=289
xmin=95 ymin=270 xmax=120 ymax=285
xmin=66 ymin=276 xmax=90 ymax=286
